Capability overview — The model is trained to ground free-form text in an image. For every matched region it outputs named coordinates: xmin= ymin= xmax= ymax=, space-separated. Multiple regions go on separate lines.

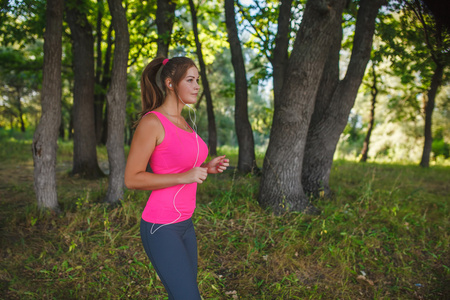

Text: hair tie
xmin=162 ymin=58 xmax=169 ymax=65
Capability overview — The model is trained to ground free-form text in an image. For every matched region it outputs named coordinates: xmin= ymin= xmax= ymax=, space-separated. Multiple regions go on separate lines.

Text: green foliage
xmin=1 ymin=139 xmax=449 ymax=299
xmin=337 ymin=112 xmax=366 ymax=159
xmin=127 ymin=0 xmax=158 ymax=66
xmin=0 ymin=43 xmax=44 ymax=131
xmin=0 ymin=0 xmax=46 ymax=47
xmin=378 ymin=2 xmax=450 ymax=90
xmin=237 ymin=0 xmax=306 ymax=82
xmin=432 ymin=127 xmax=450 ymax=159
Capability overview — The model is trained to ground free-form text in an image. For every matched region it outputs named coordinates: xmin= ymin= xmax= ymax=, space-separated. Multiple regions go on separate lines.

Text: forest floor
xmin=0 ymin=135 xmax=449 ymax=299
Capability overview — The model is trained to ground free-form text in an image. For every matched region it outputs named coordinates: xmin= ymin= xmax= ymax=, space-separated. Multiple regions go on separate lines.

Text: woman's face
xmin=176 ymin=66 xmax=200 ymax=104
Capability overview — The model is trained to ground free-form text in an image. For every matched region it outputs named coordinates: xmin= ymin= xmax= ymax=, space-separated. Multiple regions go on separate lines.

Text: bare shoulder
xmin=135 ymin=112 xmax=164 ymax=144
xmin=135 ymin=113 xmax=161 ymax=131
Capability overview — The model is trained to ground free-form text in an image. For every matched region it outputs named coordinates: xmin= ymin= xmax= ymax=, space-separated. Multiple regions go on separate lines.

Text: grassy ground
xmin=0 ymin=134 xmax=449 ymax=299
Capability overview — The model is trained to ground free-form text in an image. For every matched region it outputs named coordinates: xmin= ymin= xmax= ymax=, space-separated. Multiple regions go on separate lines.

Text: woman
xmin=124 ymin=56 xmax=229 ymax=300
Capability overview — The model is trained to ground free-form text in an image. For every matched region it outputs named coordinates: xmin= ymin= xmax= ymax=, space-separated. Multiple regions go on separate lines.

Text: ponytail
xmin=136 ymin=57 xmax=166 ymax=124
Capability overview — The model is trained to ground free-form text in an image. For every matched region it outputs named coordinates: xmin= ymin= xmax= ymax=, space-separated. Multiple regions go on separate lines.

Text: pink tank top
xmin=141 ymin=111 xmax=209 ymax=224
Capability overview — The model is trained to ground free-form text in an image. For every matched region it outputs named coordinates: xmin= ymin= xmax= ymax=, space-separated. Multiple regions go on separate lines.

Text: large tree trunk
xmin=32 ymin=0 xmax=63 ymax=212
xmin=104 ymin=0 xmax=129 ymax=204
xmin=302 ymin=0 xmax=385 ymax=197
xmin=189 ymin=0 xmax=217 ymax=156
xmin=66 ymin=0 xmax=104 ymax=178
xmin=360 ymin=63 xmax=378 ymax=163
xmin=272 ymin=0 xmax=293 ymax=100
xmin=420 ymin=62 xmax=444 ymax=167
xmin=224 ymin=0 xmax=258 ymax=173
xmin=156 ymin=0 xmax=176 ymax=57
xmin=259 ymin=0 xmax=347 ymax=214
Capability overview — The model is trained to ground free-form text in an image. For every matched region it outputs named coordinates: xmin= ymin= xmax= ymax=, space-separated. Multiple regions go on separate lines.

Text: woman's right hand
xmin=181 ymin=167 xmax=208 ymax=184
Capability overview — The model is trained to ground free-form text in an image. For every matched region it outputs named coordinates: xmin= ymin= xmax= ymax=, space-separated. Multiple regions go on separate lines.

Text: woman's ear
xmin=165 ymin=79 xmax=173 ymax=90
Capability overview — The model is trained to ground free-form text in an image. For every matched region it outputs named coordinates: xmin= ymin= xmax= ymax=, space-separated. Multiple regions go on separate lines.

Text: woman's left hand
xmin=205 ymin=155 xmax=229 ymax=174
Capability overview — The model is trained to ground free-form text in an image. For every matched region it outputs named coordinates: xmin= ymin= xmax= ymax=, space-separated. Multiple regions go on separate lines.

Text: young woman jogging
xmin=125 ymin=56 xmax=229 ymax=300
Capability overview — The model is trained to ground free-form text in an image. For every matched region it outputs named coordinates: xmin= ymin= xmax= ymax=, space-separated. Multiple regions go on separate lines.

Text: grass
xmin=0 ymin=134 xmax=449 ymax=299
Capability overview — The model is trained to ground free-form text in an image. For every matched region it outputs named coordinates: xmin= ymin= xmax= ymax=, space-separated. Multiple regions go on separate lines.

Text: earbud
xmin=169 ymin=83 xmax=172 ymax=87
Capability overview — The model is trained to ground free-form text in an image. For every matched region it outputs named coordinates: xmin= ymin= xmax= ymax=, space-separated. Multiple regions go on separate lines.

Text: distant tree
xmin=301 ymin=0 xmax=386 ymax=197
xmin=360 ymin=62 xmax=378 ymax=162
xmin=32 ymin=0 xmax=63 ymax=212
xmin=104 ymin=0 xmax=129 ymax=204
xmin=379 ymin=0 xmax=450 ymax=167
xmin=0 ymin=46 xmax=42 ymax=132
xmin=93 ymin=0 xmax=114 ymax=145
xmin=405 ymin=1 xmax=450 ymax=168
xmin=66 ymin=0 xmax=104 ymax=178
xmin=0 ymin=75 xmax=30 ymax=132
xmin=259 ymin=0 xmax=347 ymax=214
xmin=224 ymin=0 xmax=258 ymax=172
xmin=189 ymin=0 xmax=218 ymax=156
xmin=156 ymin=0 xmax=176 ymax=57
xmin=98 ymin=25 xmax=114 ymax=145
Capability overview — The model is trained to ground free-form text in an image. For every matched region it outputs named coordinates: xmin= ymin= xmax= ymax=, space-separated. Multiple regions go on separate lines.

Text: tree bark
xmin=272 ymin=0 xmax=293 ymax=101
xmin=360 ymin=63 xmax=378 ymax=163
xmin=259 ymin=0 xmax=347 ymax=214
xmin=224 ymin=0 xmax=258 ymax=173
xmin=189 ymin=0 xmax=217 ymax=156
xmin=301 ymin=0 xmax=385 ymax=198
xmin=420 ymin=62 xmax=444 ymax=167
xmin=105 ymin=0 xmax=129 ymax=203
xmin=66 ymin=0 xmax=104 ymax=178
xmin=156 ymin=0 xmax=176 ymax=57
xmin=32 ymin=0 xmax=63 ymax=212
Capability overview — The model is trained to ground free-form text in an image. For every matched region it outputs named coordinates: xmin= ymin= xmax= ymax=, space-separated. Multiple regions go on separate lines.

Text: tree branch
xmin=409 ymin=0 xmax=437 ymax=62
xmin=235 ymin=0 xmax=272 ymax=61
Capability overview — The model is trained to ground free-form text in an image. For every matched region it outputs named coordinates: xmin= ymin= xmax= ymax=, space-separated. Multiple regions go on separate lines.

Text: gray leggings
xmin=140 ymin=218 xmax=201 ymax=300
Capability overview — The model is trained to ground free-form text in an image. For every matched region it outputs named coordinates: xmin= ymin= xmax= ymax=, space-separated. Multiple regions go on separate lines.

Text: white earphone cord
xmin=150 ymin=97 xmax=199 ymax=234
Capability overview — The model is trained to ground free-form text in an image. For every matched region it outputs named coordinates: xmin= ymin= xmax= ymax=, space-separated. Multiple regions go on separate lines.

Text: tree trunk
xmin=360 ymin=63 xmax=378 ymax=163
xmin=189 ymin=0 xmax=217 ymax=156
xmin=100 ymin=25 xmax=113 ymax=145
xmin=420 ymin=62 xmax=444 ymax=167
xmin=301 ymin=0 xmax=385 ymax=198
xmin=156 ymin=0 xmax=176 ymax=57
xmin=272 ymin=0 xmax=293 ymax=101
xmin=68 ymin=110 xmax=74 ymax=139
xmin=224 ymin=0 xmax=258 ymax=173
xmin=94 ymin=0 xmax=104 ymax=144
xmin=32 ymin=0 xmax=63 ymax=212
xmin=66 ymin=0 xmax=104 ymax=178
xmin=59 ymin=114 xmax=65 ymax=139
xmin=104 ymin=0 xmax=129 ymax=203
xmin=259 ymin=0 xmax=347 ymax=214
xmin=16 ymin=88 xmax=26 ymax=132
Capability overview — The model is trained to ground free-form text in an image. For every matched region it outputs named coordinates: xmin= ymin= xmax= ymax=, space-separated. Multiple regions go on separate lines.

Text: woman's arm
xmin=124 ymin=114 xmax=208 ymax=190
